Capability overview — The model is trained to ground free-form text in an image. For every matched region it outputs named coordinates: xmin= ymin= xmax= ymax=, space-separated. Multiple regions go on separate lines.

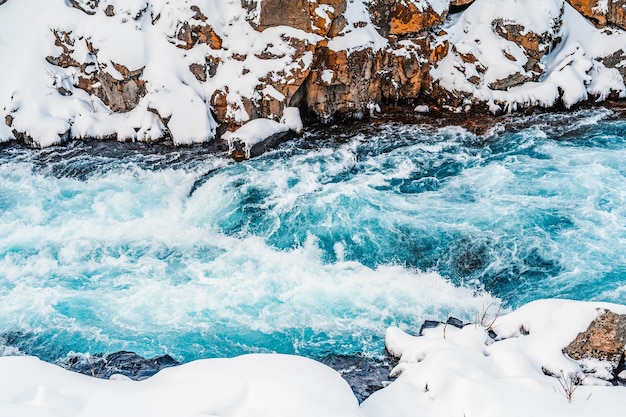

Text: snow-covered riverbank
xmin=1 ymin=299 xmax=624 ymax=417
xmin=2 ymin=0 xmax=626 ymax=148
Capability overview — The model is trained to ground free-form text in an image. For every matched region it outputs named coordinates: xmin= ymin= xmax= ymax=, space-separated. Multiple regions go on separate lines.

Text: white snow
xmin=0 ymin=299 xmax=625 ymax=417
xmin=280 ymin=107 xmax=304 ymax=133
xmin=2 ymin=0 xmax=626 ymax=145
xmin=0 ymin=0 xmax=319 ymax=147
xmin=361 ymin=299 xmax=626 ymax=417
xmin=0 ymin=354 xmax=360 ymax=417
xmin=223 ymin=107 xmax=303 ymax=158
xmin=431 ymin=0 xmax=626 ymax=112
xmin=322 ymin=69 xmax=335 ymax=84
xmin=327 ymin=0 xmax=388 ymax=52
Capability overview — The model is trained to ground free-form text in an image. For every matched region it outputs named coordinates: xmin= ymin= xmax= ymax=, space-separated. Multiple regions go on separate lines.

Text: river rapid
xmin=1 ymin=108 xmax=625 ymax=368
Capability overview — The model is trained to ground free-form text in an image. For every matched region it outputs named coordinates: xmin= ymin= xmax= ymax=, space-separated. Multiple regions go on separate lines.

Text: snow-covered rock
xmin=368 ymin=0 xmax=449 ymax=36
xmin=361 ymin=299 xmax=626 ymax=417
xmin=2 ymin=0 xmax=626 ymax=148
xmin=223 ymin=107 xmax=303 ymax=160
xmin=0 ymin=300 xmax=625 ymax=416
xmin=429 ymin=0 xmax=626 ymax=113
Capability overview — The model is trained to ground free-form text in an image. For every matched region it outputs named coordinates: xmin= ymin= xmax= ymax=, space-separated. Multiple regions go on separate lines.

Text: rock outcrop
xmin=567 ymin=0 xmax=626 ymax=29
xmin=2 ymin=0 xmax=626 ymax=148
xmin=563 ymin=310 xmax=626 ymax=369
xmin=46 ymin=30 xmax=147 ymax=113
xmin=369 ymin=0 xmax=448 ymax=36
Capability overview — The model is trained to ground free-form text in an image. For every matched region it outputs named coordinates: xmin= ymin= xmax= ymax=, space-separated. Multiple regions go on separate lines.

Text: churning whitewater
xmin=1 ymin=109 xmax=625 ymax=364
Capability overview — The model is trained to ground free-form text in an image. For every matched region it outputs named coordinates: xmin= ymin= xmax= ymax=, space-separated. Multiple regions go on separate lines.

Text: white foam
xmin=0 ymin=154 xmax=500 ymax=360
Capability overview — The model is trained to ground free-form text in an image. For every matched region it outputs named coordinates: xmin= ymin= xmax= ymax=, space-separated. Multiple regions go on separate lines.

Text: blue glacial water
xmin=1 ymin=108 xmax=625 ymax=364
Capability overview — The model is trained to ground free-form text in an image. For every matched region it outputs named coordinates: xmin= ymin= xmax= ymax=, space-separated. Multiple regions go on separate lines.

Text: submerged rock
xmin=58 ymin=351 xmax=179 ymax=380
xmin=320 ymin=354 xmax=396 ymax=402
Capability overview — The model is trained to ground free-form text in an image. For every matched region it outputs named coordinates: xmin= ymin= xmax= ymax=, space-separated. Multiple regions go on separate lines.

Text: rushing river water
xmin=1 ymin=108 xmax=625 ymax=365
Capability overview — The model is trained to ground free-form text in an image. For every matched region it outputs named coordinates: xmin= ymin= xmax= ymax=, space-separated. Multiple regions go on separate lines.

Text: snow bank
xmin=0 ymin=353 xmax=360 ymax=417
xmin=0 ymin=300 xmax=624 ymax=417
xmin=361 ymin=299 xmax=626 ymax=417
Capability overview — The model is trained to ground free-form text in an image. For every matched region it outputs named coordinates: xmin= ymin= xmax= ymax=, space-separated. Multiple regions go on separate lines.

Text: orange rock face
xmin=369 ymin=0 xmax=447 ymax=36
xmin=310 ymin=0 xmax=347 ymax=35
xmin=567 ymin=0 xmax=626 ymax=30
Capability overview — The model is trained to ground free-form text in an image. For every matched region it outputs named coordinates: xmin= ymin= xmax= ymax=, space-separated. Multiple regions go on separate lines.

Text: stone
xmin=175 ymin=21 xmax=222 ymax=50
xmin=418 ymin=317 xmax=466 ymax=336
xmin=450 ymin=0 xmax=474 ymax=6
xmin=47 ymin=32 xmax=147 ymax=113
xmin=369 ymin=0 xmax=448 ymax=37
xmin=320 ymin=354 xmax=396 ymax=403
xmin=245 ymin=0 xmax=312 ymax=32
xmin=67 ymin=0 xmax=99 ymax=15
xmin=563 ymin=310 xmax=626 ymax=368
xmin=189 ymin=63 xmax=207 ymax=82
xmin=58 ymin=351 xmax=179 ymax=380
xmin=310 ymin=0 xmax=348 ymax=35
xmin=601 ymin=48 xmax=626 ymax=85
xmin=80 ymin=62 xmax=147 ymax=113
xmin=419 ymin=320 xmax=442 ymax=335
xmin=492 ymin=19 xmax=561 ymax=82
xmin=305 ymin=47 xmax=383 ymax=121
xmin=567 ymin=0 xmax=626 ymax=30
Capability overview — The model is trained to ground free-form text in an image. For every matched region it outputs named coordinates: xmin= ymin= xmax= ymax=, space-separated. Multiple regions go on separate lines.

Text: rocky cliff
xmin=1 ymin=0 xmax=626 ymax=147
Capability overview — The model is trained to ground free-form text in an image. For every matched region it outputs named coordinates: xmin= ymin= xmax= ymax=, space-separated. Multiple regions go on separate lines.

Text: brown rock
xmin=380 ymin=37 xmax=429 ymax=100
xmin=176 ymin=21 xmax=222 ymax=50
xmin=602 ymin=49 xmax=626 ymax=86
xmin=104 ymin=5 xmax=115 ymax=16
xmin=245 ymin=0 xmax=312 ymax=32
xmin=46 ymin=30 xmax=81 ymax=68
xmin=563 ymin=310 xmax=626 ymax=368
xmin=492 ymin=20 xmax=560 ymax=77
xmin=47 ymin=31 xmax=147 ymax=113
xmin=304 ymin=38 xmax=428 ymax=121
xmin=310 ymin=0 xmax=348 ymax=36
xmin=430 ymin=38 xmax=449 ymax=63
xmin=191 ymin=5 xmax=208 ymax=21
xmin=450 ymin=0 xmax=474 ymax=6
xmin=327 ymin=14 xmax=347 ymax=37
xmin=488 ymin=72 xmax=530 ymax=91
xmin=567 ymin=0 xmax=626 ymax=29
xmin=369 ymin=0 xmax=448 ymax=37
xmin=84 ymin=62 xmax=146 ymax=112
xmin=189 ymin=63 xmax=207 ymax=82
